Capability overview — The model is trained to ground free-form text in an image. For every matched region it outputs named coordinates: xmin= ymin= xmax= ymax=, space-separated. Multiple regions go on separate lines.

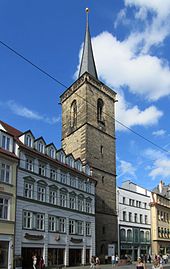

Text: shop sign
xmin=24 ymin=233 xmax=43 ymax=240
xmin=70 ymin=237 xmax=83 ymax=243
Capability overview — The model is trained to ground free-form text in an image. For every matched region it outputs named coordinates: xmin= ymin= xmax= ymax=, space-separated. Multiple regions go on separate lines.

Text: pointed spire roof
xmin=79 ymin=8 xmax=98 ymax=79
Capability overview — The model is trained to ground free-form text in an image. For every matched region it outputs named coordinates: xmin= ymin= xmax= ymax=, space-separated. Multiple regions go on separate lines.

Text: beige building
xmin=150 ymin=181 xmax=170 ymax=255
xmin=61 ymin=9 xmax=117 ymax=257
xmin=0 ymin=121 xmax=19 ymax=269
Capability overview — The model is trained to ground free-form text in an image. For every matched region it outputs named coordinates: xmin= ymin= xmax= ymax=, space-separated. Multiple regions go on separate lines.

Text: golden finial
xmin=86 ymin=7 xmax=89 ymax=13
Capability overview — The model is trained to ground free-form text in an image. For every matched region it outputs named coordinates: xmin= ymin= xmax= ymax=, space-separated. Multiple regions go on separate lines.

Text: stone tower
xmin=60 ymin=9 xmax=117 ymax=256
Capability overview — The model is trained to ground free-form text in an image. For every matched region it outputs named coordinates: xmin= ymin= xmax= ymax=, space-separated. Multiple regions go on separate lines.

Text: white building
xmin=0 ymin=121 xmax=96 ymax=268
xmin=117 ymin=180 xmax=151 ymax=261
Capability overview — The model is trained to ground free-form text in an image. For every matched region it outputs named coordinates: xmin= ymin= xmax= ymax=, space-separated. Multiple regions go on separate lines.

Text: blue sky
xmin=0 ymin=0 xmax=170 ymax=190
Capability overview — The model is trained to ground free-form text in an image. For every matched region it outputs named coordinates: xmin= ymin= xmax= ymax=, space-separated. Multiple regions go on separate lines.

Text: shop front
xmin=48 ymin=248 xmax=64 ymax=266
xmin=69 ymin=249 xmax=82 ymax=266
xmin=22 ymin=247 xmax=43 ymax=269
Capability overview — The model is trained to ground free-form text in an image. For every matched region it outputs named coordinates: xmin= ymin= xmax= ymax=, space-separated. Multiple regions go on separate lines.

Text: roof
xmin=78 ymin=8 xmax=98 ymax=79
xmin=0 ymin=120 xmax=22 ymax=137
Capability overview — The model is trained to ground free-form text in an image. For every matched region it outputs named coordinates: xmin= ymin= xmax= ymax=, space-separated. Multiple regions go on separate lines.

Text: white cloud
xmin=152 ymin=129 xmax=166 ymax=137
xmin=3 ymin=100 xmax=60 ymax=124
xmin=144 ymin=148 xmax=170 ymax=179
xmin=117 ymin=159 xmax=136 ymax=178
xmin=115 ymin=93 xmax=163 ymax=131
xmin=92 ymin=32 xmax=170 ymax=101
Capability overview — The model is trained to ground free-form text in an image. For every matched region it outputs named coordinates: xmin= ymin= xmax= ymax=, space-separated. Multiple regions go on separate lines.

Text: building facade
xmin=117 ymin=180 xmax=151 ymax=261
xmin=150 ymin=181 xmax=170 ymax=256
xmin=0 ymin=121 xmax=96 ymax=268
xmin=61 ymin=9 xmax=117 ymax=257
xmin=0 ymin=121 xmax=19 ymax=269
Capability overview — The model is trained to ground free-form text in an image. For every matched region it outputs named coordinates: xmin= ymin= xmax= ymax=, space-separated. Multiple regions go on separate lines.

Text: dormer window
xmin=75 ymin=160 xmax=82 ymax=172
xmin=26 ymin=134 xmax=32 ymax=147
xmin=67 ymin=156 xmax=74 ymax=168
xmin=1 ymin=134 xmax=11 ymax=151
xmin=57 ymin=151 xmax=65 ymax=163
xmin=38 ymin=141 xmax=44 ymax=153
xmin=49 ymin=147 xmax=55 ymax=159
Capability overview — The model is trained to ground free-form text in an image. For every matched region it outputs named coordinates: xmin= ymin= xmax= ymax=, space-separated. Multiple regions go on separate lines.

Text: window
xmin=75 ymin=161 xmax=82 ymax=172
xmin=60 ymin=192 xmax=67 ymax=207
xmin=26 ymin=157 xmax=34 ymax=172
xmin=86 ymin=199 xmax=92 ymax=213
xmin=140 ymin=214 xmax=143 ymax=223
xmin=70 ymin=100 xmax=77 ymax=128
xmin=140 ymin=230 xmax=144 ymax=242
xmin=123 ymin=197 xmax=126 ymax=204
xmin=78 ymin=196 xmax=84 ymax=211
xmin=86 ymin=182 xmax=91 ymax=193
xmin=50 ymin=168 xmax=57 ymax=180
xmin=123 ymin=211 xmax=126 ymax=221
xmin=144 ymin=202 xmax=147 ymax=209
xmin=38 ymin=141 xmax=44 ymax=153
xmin=67 ymin=156 xmax=74 ymax=168
xmin=129 ymin=212 xmax=132 ymax=222
xmin=69 ymin=220 xmax=75 ymax=234
xmin=69 ymin=195 xmax=76 ymax=209
xmin=38 ymin=162 xmax=46 ymax=176
xmin=2 ymin=134 xmax=10 ymax=151
xmin=49 ymin=190 xmax=57 ymax=205
xmin=120 ymin=229 xmax=126 ymax=241
xmin=48 ymin=216 xmax=56 ymax=232
xmin=100 ymin=145 xmax=103 ymax=155
xmin=0 ymin=162 xmax=11 ymax=183
xmin=134 ymin=213 xmax=137 ymax=223
xmin=134 ymin=228 xmax=139 ymax=242
xmin=58 ymin=151 xmax=65 ymax=163
xmin=146 ymin=231 xmax=150 ymax=242
xmin=26 ymin=135 xmax=32 ymax=147
xmin=97 ymin=98 xmax=104 ymax=123
xmin=60 ymin=172 xmax=67 ymax=184
xmin=78 ymin=179 xmax=84 ymax=190
xmin=24 ymin=182 xmax=33 ymax=199
xmin=36 ymin=213 xmax=44 ymax=230
xmin=70 ymin=176 xmax=76 ymax=188
xmin=37 ymin=186 xmax=46 ymax=202
xmin=127 ymin=229 xmax=132 ymax=241
xmin=77 ymin=221 xmax=83 ymax=235
xmin=59 ymin=217 xmax=66 ymax=233
xmin=102 ymin=225 xmax=105 ymax=235
xmin=0 ymin=197 xmax=9 ymax=219
xmin=139 ymin=201 xmax=141 ymax=208
xmin=49 ymin=147 xmax=55 ymax=158
xmin=145 ymin=215 xmax=148 ymax=224
xmin=86 ymin=222 xmax=91 ymax=236
xmin=23 ymin=211 xmax=32 ymax=229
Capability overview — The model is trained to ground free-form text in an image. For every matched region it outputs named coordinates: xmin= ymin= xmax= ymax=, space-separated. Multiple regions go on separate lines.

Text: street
xmin=67 ymin=263 xmax=170 ymax=269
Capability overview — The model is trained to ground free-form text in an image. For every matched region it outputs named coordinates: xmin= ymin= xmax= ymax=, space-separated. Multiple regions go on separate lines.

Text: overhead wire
xmin=0 ymin=39 xmax=169 ymax=154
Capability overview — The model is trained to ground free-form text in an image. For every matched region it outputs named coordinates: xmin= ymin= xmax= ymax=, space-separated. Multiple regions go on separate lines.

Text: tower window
xmin=100 ymin=145 xmax=103 ymax=155
xmin=102 ymin=176 xmax=104 ymax=184
xmin=97 ymin=98 xmax=104 ymax=123
xmin=70 ymin=100 xmax=77 ymax=128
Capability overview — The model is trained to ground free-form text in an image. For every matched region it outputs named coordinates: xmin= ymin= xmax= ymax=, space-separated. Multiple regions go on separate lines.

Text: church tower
xmin=60 ymin=9 xmax=117 ymax=256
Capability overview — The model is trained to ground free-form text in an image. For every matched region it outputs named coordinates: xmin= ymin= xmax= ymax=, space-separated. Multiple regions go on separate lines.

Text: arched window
xmin=127 ymin=229 xmax=132 ymax=241
xmin=120 ymin=229 xmax=126 ymax=241
xmin=70 ymin=100 xmax=77 ymax=128
xmin=140 ymin=230 xmax=144 ymax=242
xmin=97 ymin=98 xmax=104 ymax=123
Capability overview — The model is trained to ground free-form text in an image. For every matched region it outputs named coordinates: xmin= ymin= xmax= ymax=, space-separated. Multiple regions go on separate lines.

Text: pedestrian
xmin=115 ymin=255 xmax=119 ymax=265
xmin=111 ymin=255 xmax=115 ymax=267
xmin=90 ymin=256 xmax=95 ymax=269
xmin=32 ymin=254 xmax=37 ymax=269
xmin=39 ymin=257 xmax=45 ymax=269
xmin=96 ymin=257 xmax=100 ymax=269
xmin=136 ymin=257 xmax=146 ymax=269
xmin=152 ymin=259 xmax=162 ymax=269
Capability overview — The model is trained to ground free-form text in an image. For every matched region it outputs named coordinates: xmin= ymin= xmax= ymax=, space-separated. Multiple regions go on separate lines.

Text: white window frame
xmin=37 ymin=185 xmax=46 ymax=202
xmin=0 ymin=162 xmax=11 ymax=184
xmin=59 ymin=217 xmax=66 ymax=233
xmin=60 ymin=192 xmax=67 ymax=207
xmin=60 ymin=172 xmax=67 ymax=184
xmin=38 ymin=162 xmax=46 ymax=176
xmin=86 ymin=200 xmax=92 ymax=213
xmin=38 ymin=141 xmax=44 ymax=153
xmin=70 ymin=176 xmax=76 ymax=188
xmin=36 ymin=213 xmax=44 ymax=230
xmin=26 ymin=157 xmax=34 ymax=172
xmin=77 ymin=221 xmax=83 ymax=235
xmin=78 ymin=197 xmax=84 ymax=211
xmin=0 ymin=197 xmax=9 ymax=220
xmin=1 ymin=134 xmax=11 ymax=151
xmin=69 ymin=219 xmax=76 ymax=234
xmin=26 ymin=134 xmax=32 ymax=147
xmin=86 ymin=222 xmax=91 ymax=236
xmin=23 ymin=211 xmax=33 ymax=229
xmin=69 ymin=195 xmax=76 ymax=209
xmin=24 ymin=182 xmax=34 ymax=199
xmin=49 ymin=190 xmax=57 ymax=205
xmin=50 ymin=168 xmax=57 ymax=180
xmin=49 ymin=147 xmax=55 ymax=159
